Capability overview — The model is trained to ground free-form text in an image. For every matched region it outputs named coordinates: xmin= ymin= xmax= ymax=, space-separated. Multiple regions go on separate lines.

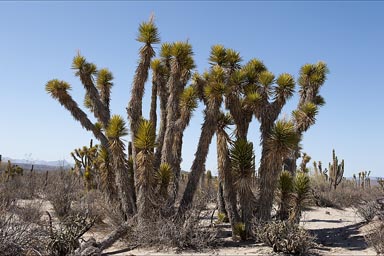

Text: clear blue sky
xmin=1 ymin=1 xmax=383 ymax=177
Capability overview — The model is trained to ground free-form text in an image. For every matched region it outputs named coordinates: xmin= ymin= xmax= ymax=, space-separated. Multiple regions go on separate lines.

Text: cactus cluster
xmin=329 ymin=149 xmax=344 ymax=190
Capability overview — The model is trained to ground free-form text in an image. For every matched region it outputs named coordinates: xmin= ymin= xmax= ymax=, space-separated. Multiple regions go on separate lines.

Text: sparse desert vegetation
xmin=1 ymin=13 xmax=384 ymax=256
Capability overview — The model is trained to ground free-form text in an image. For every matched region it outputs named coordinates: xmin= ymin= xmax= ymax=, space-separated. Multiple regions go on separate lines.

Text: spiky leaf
xmin=134 ymin=119 xmax=156 ymax=151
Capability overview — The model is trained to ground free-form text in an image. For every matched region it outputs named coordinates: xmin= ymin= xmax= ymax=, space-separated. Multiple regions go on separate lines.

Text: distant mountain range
xmin=2 ymin=156 xmax=73 ymax=172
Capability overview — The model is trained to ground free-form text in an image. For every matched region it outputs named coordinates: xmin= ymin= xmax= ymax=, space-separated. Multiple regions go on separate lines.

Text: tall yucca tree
xmin=127 ymin=18 xmax=160 ymax=178
xmin=134 ymin=119 xmax=157 ymax=224
xmin=284 ymin=62 xmax=328 ymax=174
xmin=258 ymin=120 xmax=301 ymax=220
xmin=216 ymin=112 xmax=241 ymax=238
xmin=289 ymin=171 xmax=311 ymax=223
xmin=45 ymin=80 xmax=109 ymax=147
xmin=230 ymin=139 xmax=256 ymax=240
xmin=276 ymin=170 xmax=294 ymax=221
xmin=106 ymin=115 xmax=137 ymax=217
xmin=216 ymin=112 xmax=233 ymax=218
xmin=242 ymin=62 xmax=296 ymax=221
xmin=176 ymin=62 xmax=227 ymax=220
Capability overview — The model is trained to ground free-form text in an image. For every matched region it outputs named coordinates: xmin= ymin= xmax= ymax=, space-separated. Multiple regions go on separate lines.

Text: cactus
xmin=329 ymin=149 xmax=344 ymax=190
xmin=299 ymin=153 xmax=311 ymax=173
xmin=377 ymin=178 xmax=384 ymax=191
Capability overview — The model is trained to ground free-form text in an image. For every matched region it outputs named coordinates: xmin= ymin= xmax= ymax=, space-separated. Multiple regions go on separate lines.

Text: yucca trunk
xmin=257 ymin=130 xmax=277 ymax=221
xmin=217 ymin=131 xmax=241 ymax=238
xmin=149 ymin=80 xmax=158 ymax=143
xmin=127 ymin=44 xmax=156 ymax=187
xmin=167 ymin=109 xmax=194 ymax=207
xmin=113 ymin=158 xmax=137 ymax=217
xmin=153 ymin=76 xmax=168 ymax=170
xmin=217 ymin=182 xmax=227 ymax=217
xmin=160 ymin=63 xmax=183 ymax=166
xmin=136 ymin=152 xmax=155 ymax=223
xmin=176 ymin=101 xmax=220 ymax=220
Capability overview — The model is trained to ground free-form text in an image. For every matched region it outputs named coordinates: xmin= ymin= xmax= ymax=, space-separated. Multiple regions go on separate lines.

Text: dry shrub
xmin=311 ymin=175 xmax=380 ymax=208
xmin=44 ymin=171 xmax=83 ymax=219
xmin=13 ymin=200 xmax=44 ymax=224
xmin=256 ymin=220 xmax=316 ymax=255
xmin=355 ymin=200 xmax=381 ymax=223
xmin=47 ymin=212 xmax=95 ymax=256
xmin=71 ymin=190 xmax=106 ymax=224
xmin=128 ymin=194 xmax=219 ymax=251
xmin=0 ymin=210 xmax=48 ymax=256
xmin=365 ymin=222 xmax=384 ymax=254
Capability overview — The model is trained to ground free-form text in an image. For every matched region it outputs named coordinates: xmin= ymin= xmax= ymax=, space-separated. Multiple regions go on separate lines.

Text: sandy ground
xmin=25 ymin=199 xmax=377 ymax=255
xmin=94 ymin=207 xmax=377 ymax=256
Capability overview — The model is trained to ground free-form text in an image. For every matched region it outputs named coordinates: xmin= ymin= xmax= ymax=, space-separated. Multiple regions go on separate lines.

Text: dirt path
xmin=301 ymin=207 xmax=376 ymax=255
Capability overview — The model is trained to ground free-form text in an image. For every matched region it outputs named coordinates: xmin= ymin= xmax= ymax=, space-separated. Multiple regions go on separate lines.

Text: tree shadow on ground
xmin=309 ymin=222 xmax=368 ymax=251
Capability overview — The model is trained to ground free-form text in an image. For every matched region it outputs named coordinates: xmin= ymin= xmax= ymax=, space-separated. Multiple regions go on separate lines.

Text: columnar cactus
xmin=329 ymin=149 xmax=344 ymax=190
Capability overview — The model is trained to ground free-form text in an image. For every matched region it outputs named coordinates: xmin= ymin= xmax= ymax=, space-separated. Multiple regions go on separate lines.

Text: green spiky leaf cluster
xmin=106 ymin=115 xmax=128 ymax=139
xmin=267 ymin=120 xmax=301 ymax=158
xmin=45 ymin=79 xmax=71 ymax=98
xmin=230 ymin=139 xmax=255 ymax=178
xmin=136 ymin=20 xmax=160 ymax=44
xmin=180 ymin=86 xmax=198 ymax=111
xmin=134 ymin=119 xmax=156 ymax=151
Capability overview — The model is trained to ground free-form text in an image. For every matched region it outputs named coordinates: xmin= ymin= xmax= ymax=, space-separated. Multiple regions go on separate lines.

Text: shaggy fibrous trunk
xmin=176 ymin=100 xmax=220 ymax=220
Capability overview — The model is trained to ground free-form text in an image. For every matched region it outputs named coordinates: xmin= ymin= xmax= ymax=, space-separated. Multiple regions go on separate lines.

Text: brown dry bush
xmin=127 ymin=193 xmax=220 ymax=252
xmin=0 ymin=206 xmax=48 ymax=256
xmin=46 ymin=212 xmax=95 ymax=256
xmin=365 ymin=222 xmax=384 ymax=254
xmin=44 ymin=171 xmax=83 ymax=219
xmin=311 ymin=175 xmax=380 ymax=208
xmin=355 ymin=200 xmax=381 ymax=223
xmin=255 ymin=220 xmax=316 ymax=255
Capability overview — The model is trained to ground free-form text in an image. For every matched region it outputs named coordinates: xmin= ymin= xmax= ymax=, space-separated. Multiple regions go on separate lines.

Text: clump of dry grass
xmin=365 ymin=222 xmax=384 ymax=254
xmin=355 ymin=200 xmax=381 ymax=223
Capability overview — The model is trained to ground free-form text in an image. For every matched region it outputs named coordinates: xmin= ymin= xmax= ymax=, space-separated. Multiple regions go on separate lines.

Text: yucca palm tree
xmin=289 ymin=171 xmax=311 ymax=223
xmin=230 ymin=139 xmax=256 ymax=239
xmin=134 ymin=119 xmax=157 ymax=223
xmin=106 ymin=115 xmax=137 ymax=217
xmin=156 ymin=163 xmax=172 ymax=200
xmin=284 ymin=62 xmax=328 ymax=174
xmin=258 ymin=119 xmax=301 ymax=220
xmin=216 ymin=112 xmax=232 ymax=218
xmin=127 ymin=18 xmax=160 ymax=177
xmin=176 ymin=64 xmax=226 ymax=220
xmin=276 ymin=170 xmax=294 ymax=220
xmin=242 ymin=67 xmax=296 ymax=221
